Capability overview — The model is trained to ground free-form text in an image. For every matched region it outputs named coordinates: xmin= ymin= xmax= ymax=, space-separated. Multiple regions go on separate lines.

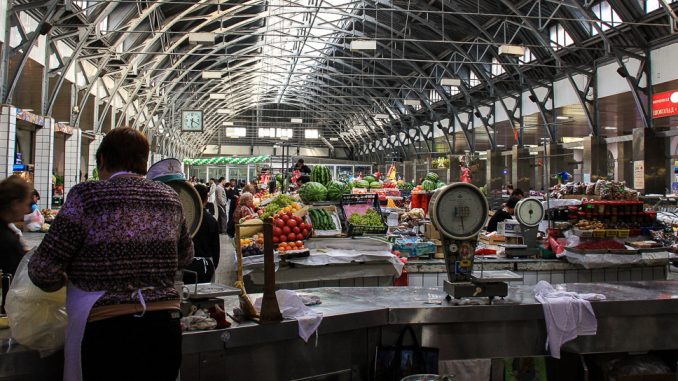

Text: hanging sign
xmin=634 ymin=160 xmax=645 ymax=190
xmin=652 ymin=90 xmax=678 ymax=119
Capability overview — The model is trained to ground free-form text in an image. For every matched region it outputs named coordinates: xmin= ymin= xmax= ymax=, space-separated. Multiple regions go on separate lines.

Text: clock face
xmin=182 ymin=110 xmax=203 ymax=132
xmin=430 ymin=183 xmax=489 ymax=240
xmin=515 ymin=198 xmax=544 ymax=227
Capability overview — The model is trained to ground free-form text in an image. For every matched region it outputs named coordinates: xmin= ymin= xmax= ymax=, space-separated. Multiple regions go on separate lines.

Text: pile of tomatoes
xmin=278 ymin=240 xmax=305 ymax=252
xmin=272 ymin=212 xmax=312 ymax=244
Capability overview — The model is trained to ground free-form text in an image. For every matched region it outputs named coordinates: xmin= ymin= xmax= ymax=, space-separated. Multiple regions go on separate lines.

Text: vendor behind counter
xmin=486 ymin=196 xmax=520 ymax=233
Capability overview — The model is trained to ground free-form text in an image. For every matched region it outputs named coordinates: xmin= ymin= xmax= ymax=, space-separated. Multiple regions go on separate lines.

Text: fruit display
xmin=382 ymin=180 xmax=397 ymax=189
xmin=575 ymin=219 xmax=605 ymax=231
xmin=355 ymin=180 xmax=369 ymax=189
xmin=363 ymin=175 xmax=376 ymax=183
xmin=326 ymin=181 xmax=350 ymax=201
xmin=272 ymin=212 xmax=312 ymax=244
xmin=260 ymin=194 xmax=299 ymax=219
xmin=40 ymin=209 xmax=58 ymax=222
xmin=574 ymin=239 xmax=626 ymax=251
xmin=240 ymin=234 xmax=264 ymax=257
xmin=425 ymin=172 xmax=439 ymax=182
xmin=369 ymin=181 xmax=382 ymax=189
xmin=311 ymin=165 xmax=332 ymax=186
xmin=397 ymin=180 xmax=414 ymax=191
xmin=277 ymin=240 xmax=306 ymax=252
xmin=348 ymin=208 xmax=385 ymax=228
xmin=421 ymin=180 xmax=436 ymax=191
xmin=308 ymin=208 xmax=338 ymax=230
xmin=299 ymin=182 xmax=328 ymax=203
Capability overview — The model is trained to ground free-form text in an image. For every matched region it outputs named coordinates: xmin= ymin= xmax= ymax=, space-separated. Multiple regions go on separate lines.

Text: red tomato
xmin=293 ymin=216 xmax=302 ymax=224
xmin=299 ymin=223 xmax=308 ymax=230
xmin=295 ymin=240 xmax=303 ymax=247
xmin=293 ymin=227 xmax=300 ymax=234
xmin=275 ymin=219 xmax=285 ymax=228
xmin=273 ymin=227 xmax=282 ymax=236
xmin=273 ymin=236 xmax=279 ymax=243
xmin=279 ymin=235 xmax=287 ymax=242
xmin=295 ymin=233 xmax=304 ymax=241
xmin=282 ymin=226 xmax=291 ymax=235
xmin=287 ymin=212 xmax=293 ymax=219
xmin=287 ymin=219 xmax=298 ymax=228
xmin=282 ymin=214 xmax=290 ymax=222
xmin=287 ymin=232 xmax=296 ymax=241
xmin=302 ymin=228 xmax=309 ymax=236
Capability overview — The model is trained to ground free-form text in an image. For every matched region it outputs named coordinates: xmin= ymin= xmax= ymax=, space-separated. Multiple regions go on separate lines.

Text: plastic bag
xmin=5 ymin=251 xmax=67 ymax=354
xmin=23 ymin=210 xmax=45 ymax=232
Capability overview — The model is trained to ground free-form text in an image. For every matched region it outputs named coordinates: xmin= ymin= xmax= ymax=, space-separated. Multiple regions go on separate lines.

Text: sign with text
xmin=634 ymin=160 xmax=645 ymax=190
xmin=652 ymin=90 xmax=678 ymax=119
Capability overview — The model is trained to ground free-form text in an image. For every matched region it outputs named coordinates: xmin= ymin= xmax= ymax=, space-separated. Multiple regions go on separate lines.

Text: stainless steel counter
xmin=5 ymin=281 xmax=678 ymax=380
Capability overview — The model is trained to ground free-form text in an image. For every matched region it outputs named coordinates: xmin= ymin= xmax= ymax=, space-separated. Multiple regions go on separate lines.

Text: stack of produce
xmin=396 ymin=180 xmax=414 ymax=191
xmin=348 ymin=209 xmax=384 ymax=228
xmin=272 ymin=212 xmax=311 ymax=244
xmin=308 ymin=208 xmax=337 ymax=230
xmin=277 ymin=240 xmax=306 ymax=252
xmin=259 ymin=194 xmax=300 ymax=219
xmin=311 ymin=165 xmax=332 ymax=186
xmin=240 ymin=234 xmax=264 ymax=257
xmin=326 ymin=181 xmax=350 ymax=201
xmin=299 ymin=182 xmax=328 ymax=203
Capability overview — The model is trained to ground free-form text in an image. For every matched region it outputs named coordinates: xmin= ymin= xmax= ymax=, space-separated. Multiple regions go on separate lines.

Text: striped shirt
xmin=28 ymin=176 xmax=194 ymax=308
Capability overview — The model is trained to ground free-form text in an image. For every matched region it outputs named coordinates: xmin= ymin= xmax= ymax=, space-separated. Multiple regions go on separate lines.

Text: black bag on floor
xmin=374 ymin=326 xmax=439 ymax=381
xmin=183 ymin=257 xmax=215 ymax=284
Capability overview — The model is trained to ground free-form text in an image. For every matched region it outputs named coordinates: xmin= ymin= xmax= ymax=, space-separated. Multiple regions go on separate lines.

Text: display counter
xmin=6 ymin=281 xmax=678 ymax=380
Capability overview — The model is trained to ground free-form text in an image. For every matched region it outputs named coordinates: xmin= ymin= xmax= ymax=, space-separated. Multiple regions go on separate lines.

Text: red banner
xmin=652 ymin=90 xmax=678 ymax=119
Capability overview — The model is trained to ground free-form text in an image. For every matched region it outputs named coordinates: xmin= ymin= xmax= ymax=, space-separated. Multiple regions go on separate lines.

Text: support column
xmin=582 ymin=136 xmax=608 ymax=183
xmin=486 ymin=150 xmax=504 ymax=194
xmin=449 ymin=155 xmax=461 ymax=183
xmin=87 ymin=134 xmax=102 ymax=179
xmin=633 ymin=128 xmax=667 ymax=194
xmin=0 ymin=105 xmax=16 ymax=178
xmin=63 ymin=128 xmax=82 ymax=199
xmin=34 ymin=117 xmax=54 ymax=209
xmin=511 ymin=146 xmax=531 ymax=192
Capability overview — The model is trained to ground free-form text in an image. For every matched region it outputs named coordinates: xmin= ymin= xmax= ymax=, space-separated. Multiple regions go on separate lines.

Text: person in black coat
xmin=183 ymin=184 xmax=220 ymax=284
xmin=486 ymin=196 xmax=520 ymax=233
xmin=0 ymin=176 xmax=31 ymax=277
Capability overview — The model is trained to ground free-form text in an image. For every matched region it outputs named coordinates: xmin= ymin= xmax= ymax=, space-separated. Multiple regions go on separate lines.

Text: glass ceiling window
xmin=646 ymin=0 xmax=677 ymax=13
xmin=256 ymin=0 xmax=356 ymax=106
xmin=591 ymin=1 xmax=623 ymax=35
xmin=549 ymin=24 xmax=574 ymax=50
xmin=429 ymin=89 xmax=442 ymax=104
xmin=520 ymin=47 xmax=536 ymax=64
xmin=491 ymin=57 xmax=505 ymax=76
xmin=468 ymin=70 xmax=481 ymax=87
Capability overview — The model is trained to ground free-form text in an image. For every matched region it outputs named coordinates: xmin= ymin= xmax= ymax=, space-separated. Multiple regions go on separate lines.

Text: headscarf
xmin=234 ymin=192 xmax=255 ymax=221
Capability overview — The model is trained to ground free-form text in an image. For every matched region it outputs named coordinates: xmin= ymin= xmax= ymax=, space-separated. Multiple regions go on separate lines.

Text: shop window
xmin=591 ymin=1 xmax=623 ymax=35
xmin=549 ymin=24 xmax=574 ymax=50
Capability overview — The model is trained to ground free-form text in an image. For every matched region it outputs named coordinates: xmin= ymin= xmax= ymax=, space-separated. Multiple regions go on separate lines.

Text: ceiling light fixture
xmin=222 ymin=121 xmax=234 ymax=126
xmin=556 ymin=116 xmax=570 ymax=120
xmin=374 ymin=114 xmax=389 ymax=119
xmin=404 ymin=99 xmax=420 ymax=106
xmin=209 ymin=93 xmax=226 ymax=100
xmin=498 ymin=44 xmax=526 ymax=56
xmin=604 ymin=126 xmax=617 ymax=130
xmin=188 ymin=32 xmax=215 ymax=45
xmin=291 ymin=118 xmax=303 ymax=123
xmin=329 ymin=137 xmax=339 ymax=141
xmin=350 ymin=40 xmax=376 ymax=50
xmin=440 ymin=78 xmax=461 ymax=87
xmin=202 ymin=71 xmax=223 ymax=79
xmin=216 ymin=109 xmax=229 ymax=114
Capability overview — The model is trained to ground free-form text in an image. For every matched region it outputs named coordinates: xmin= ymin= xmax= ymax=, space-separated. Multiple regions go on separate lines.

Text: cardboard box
xmin=424 ymin=223 xmax=441 ymax=240
xmin=498 ymin=220 xmax=521 ymax=237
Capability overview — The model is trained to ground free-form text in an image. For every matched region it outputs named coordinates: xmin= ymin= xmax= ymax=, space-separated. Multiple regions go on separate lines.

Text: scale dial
xmin=430 ymin=183 xmax=489 ymax=240
xmin=165 ymin=180 xmax=203 ymax=238
xmin=515 ymin=197 xmax=545 ymax=227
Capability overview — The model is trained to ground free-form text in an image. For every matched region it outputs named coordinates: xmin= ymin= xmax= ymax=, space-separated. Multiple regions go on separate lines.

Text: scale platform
xmin=444 ymin=270 xmax=522 ymax=300
xmin=187 ymin=283 xmax=241 ymax=300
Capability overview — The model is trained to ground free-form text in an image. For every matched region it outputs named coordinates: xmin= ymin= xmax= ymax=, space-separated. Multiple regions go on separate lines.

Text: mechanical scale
xmin=429 ymin=183 xmax=522 ymax=301
xmin=501 ymin=197 xmax=545 ymax=258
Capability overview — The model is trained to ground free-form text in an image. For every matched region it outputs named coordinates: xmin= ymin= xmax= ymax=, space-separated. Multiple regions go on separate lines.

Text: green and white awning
xmin=183 ymin=156 xmax=270 ymax=166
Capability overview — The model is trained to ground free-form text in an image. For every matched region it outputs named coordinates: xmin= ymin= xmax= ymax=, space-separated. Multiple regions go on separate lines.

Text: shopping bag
xmin=5 ymin=251 xmax=67 ymax=354
xmin=374 ymin=326 xmax=439 ymax=381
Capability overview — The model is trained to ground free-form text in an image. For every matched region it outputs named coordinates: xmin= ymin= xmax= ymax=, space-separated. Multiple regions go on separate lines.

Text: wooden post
xmin=259 ymin=218 xmax=282 ymax=323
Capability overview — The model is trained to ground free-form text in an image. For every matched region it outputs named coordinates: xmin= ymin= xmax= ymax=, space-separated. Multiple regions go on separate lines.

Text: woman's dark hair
xmin=32 ymin=189 xmax=40 ymax=200
xmin=506 ymin=196 xmax=521 ymax=209
xmin=511 ymin=188 xmax=525 ymax=197
xmin=0 ymin=175 xmax=32 ymax=211
xmin=96 ymin=127 xmax=149 ymax=175
xmin=194 ymin=184 xmax=209 ymax=203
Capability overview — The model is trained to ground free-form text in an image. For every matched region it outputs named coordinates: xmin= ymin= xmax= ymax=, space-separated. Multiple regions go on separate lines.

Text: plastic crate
xmin=605 ymin=229 xmax=618 ymax=237
xmin=617 ymin=229 xmax=630 ymax=238
xmin=340 ymin=194 xmax=388 ymax=236
xmin=592 ymin=230 xmax=606 ymax=238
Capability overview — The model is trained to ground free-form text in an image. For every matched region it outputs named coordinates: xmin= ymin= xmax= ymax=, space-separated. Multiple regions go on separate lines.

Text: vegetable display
xmin=421 ymin=180 xmax=436 ymax=191
xmin=425 ymin=172 xmax=440 ymax=182
xmin=272 ymin=212 xmax=311 ymax=243
xmin=308 ymin=209 xmax=337 ymax=230
xmin=397 ymin=180 xmax=414 ymax=190
xmin=326 ymin=181 xmax=349 ymax=201
xmin=355 ymin=180 xmax=369 ymax=189
xmin=260 ymin=194 xmax=299 ymax=219
xmin=575 ymin=239 xmax=626 ymax=250
xmin=348 ymin=208 xmax=384 ymax=227
xmin=311 ymin=165 xmax=332 ymax=186
xmin=363 ymin=175 xmax=376 ymax=183
xmin=298 ymin=182 xmax=328 ymax=203
xmin=369 ymin=181 xmax=382 ymax=189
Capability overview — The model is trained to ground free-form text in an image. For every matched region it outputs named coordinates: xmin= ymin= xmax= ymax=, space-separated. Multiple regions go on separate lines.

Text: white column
xmin=88 ymin=134 xmax=102 ymax=179
xmin=63 ymin=128 xmax=82 ymax=199
xmin=34 ymin=117 xmax=55 ymax=209
xmin=0 ymin=105 xmax=16 ymax=179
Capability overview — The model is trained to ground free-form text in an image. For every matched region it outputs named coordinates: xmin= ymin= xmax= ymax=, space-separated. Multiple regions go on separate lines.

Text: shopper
xmin=242 ymin=182 xmax=256 ymax=194
xmin=30 ymin=189 xmax=40 ymax=212
xmin=511 ymin=188 xmax=525 ymax=199
xmin=183 ymin=184 xmax=219 ymax=284
xmin=206 ymin=178 xmax=217 ymax=216
xmin=28 ymin=127 xmax=194 ymax=381
xmin=486 ymin=196 xmax=520 ymax=233
xmin=215 ymin=177 xmax=228 ymax=234
xmin=292 ymin=158 xmax=311 ymax=175
xmin=233 ymin=192 xmax=257 ymax=223
xmin=0 ymin=175 xmax=32 ymax=276
xmin=225 ymin=181 xmax=238 ymax=237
